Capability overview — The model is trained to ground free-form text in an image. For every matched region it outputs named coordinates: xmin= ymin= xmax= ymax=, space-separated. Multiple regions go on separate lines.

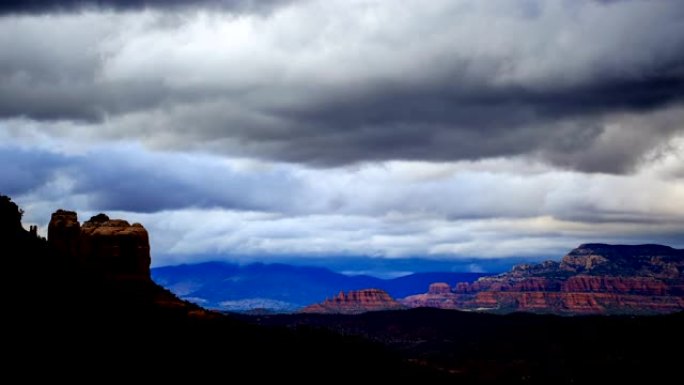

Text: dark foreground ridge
xmin=248 ymin=308 xmax=684 ymax=384
xmin=1 ymin=195 xmax=448 ymax=382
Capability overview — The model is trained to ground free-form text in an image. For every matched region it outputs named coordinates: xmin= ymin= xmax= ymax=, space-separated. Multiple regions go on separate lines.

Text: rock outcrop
xmin=0 ymin=197 xmax=221 ymax=321
xmin=403 ymin=244 xmax=684 ymax=315
xmin=2 ymin=196 xmax=193 ymax=311
xmin=402 ymin=282 xmax=461 ymax=309
xmin=301 ymin=289 xmax=405 ymax=314
xmin=48 ymin=210 xmax=81 ymax=261
xmin=80 ymin=214 xmax=151 ymax=279
xmin=48 ymin=211 xmax=151 ymax=280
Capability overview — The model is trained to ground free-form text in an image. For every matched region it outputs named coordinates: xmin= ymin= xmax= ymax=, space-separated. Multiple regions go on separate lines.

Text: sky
xmin=2 ymin=0 xmax=684 ymax=268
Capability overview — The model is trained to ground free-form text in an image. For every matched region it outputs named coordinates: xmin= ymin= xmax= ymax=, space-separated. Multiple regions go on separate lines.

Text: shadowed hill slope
xmin=248 ymin=308 xmax=684 ymax=384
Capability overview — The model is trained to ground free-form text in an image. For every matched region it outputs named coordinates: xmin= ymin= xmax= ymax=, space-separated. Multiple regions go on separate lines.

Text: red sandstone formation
xmin=48 ymin=209 xmax=81 ymax=261
xmin=401 ymin=282 xmax=461 ymax=309
xmin=301 ymin=289 xmax=405 ymax=314
xmin=403 ymin=244 xmax=684 ymax=315
xmin=48 ymin=212 xmax=150 ymax=280
xmin=429 ymin=282 xmax=451 ymax=294
xmin=80 ymin=214 xmax=151 ymax=279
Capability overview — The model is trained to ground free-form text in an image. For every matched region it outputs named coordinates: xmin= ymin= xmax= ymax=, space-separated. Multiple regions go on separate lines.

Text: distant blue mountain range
xmin=152 ymin=262 xmax=488 ymax=312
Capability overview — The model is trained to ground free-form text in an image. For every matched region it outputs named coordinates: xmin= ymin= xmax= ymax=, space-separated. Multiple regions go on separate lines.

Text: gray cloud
xmin=4 ymin=0 xmax=684 ymax=264
xmin=0 ymin=147 xmax=68 ymax=196
xmin=6 ymin=140 xmax=684 ymax=223
xmin=5 ymin=139 xmax=684 ymax=261
xmin=1 ymin=0 xmax=684 ymax=175
xmin=0 ymin=1 xmax=293 ymax=15
xmin=0 ymin=143 xmax=304 ymax=213
xmin=540 ymin=106 xmax=684 ymax=173
xmin=73 ymin=153 xmax=302 ymax=213
xmin=99 ymin=208 xmax=684 ymax=266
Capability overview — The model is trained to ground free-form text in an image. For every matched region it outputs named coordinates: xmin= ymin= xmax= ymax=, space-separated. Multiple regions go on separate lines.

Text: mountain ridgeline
xmin=154 ymin=242 xmax=684 ymax=315
xmin=404 ymin=243 xmax=684 ymax=314
xmin=152 ymin=262 xmax=486 ymax=311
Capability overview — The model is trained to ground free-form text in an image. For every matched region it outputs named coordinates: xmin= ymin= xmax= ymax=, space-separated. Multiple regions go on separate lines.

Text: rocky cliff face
xmin=2 ymin=195 xmax=198 ymax=312
xmin=38 ymin=206 xmax=207 ymax=316
xmin=80 ymin=214 xmax=151 ymax=279
xmin=301 ymin=289 xmax=405 ymax=314
xmin=403 ymin=244 xmax=684 ymax=314
xmin=401 ymin=283 xmax=461 ymax=309
xmin=48 ymin=211 xmax=150 ymax=280
xmin=48 ymin=210 xmax=81 ymax=261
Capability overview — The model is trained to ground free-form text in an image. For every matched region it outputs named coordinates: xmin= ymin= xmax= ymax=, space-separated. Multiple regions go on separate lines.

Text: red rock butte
xmin=48 ymin=210 xmax=150 ymax=280
xmin=403 ymin=244 xmax=684 ymax=315
xmin=301 ymin=289 xmax=405 ymax=314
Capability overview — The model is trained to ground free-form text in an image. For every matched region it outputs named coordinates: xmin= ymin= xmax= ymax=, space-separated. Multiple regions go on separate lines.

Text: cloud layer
xmin=0 ymin=0 xmax=292 ymax=15
xmin=6 ymin=139 xmax=684 ymax=265
xmin=2 ymin=1 xmax=684 ymax=265
xmin=1 ymin=0 xmax=683 ymax=172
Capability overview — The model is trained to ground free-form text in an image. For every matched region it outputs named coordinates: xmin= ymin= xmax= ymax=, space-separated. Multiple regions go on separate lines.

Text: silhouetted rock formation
xmin=301 ymin=289 xmax=405 ymax=314
xmin=403 ymin=244 xmax=684 ymax=314
xmin=48 ymin=209 xmax=81 ymax=260
xmin=48 ymin=211 xmax=151 ymax=280
xmin=42 ymin=208 xmax=207 ymax=316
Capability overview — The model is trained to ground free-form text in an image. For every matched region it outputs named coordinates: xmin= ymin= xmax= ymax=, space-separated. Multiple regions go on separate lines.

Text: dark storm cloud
xmin=259 ymin=74 xmax=684 ymax=168
xmin=0 ymin=144 xmax=302 ymax=213
xmin=0 ymin=147 xmax=69 ymax=196
xmin=72 ymin=149 xmax=302 ymax=213
xmin=0 ymin=0 xmax=292 ymax=15
xmin=1 ymin=0 xmax=684 ymax=174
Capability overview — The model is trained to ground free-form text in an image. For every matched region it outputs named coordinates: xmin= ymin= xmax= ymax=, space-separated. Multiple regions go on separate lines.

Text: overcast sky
xmin=2 ymin=0 xmax=684 ymax=267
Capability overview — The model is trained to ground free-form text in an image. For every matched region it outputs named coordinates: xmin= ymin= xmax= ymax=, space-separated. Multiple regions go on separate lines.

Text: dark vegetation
xmin=247 ymin=308 xmax=684 ymax=384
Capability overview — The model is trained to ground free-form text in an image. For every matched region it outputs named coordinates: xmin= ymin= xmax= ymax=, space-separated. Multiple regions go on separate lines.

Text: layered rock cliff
xmin=49 ymin=211 xmax=150 ymax=280
xmin=403 ymin=244 xmax=684 ymax=314
xmin=301 ymin=289 xmax=405 ymax=314
xmin=40 ymin=207 xmax=208 ymax=316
